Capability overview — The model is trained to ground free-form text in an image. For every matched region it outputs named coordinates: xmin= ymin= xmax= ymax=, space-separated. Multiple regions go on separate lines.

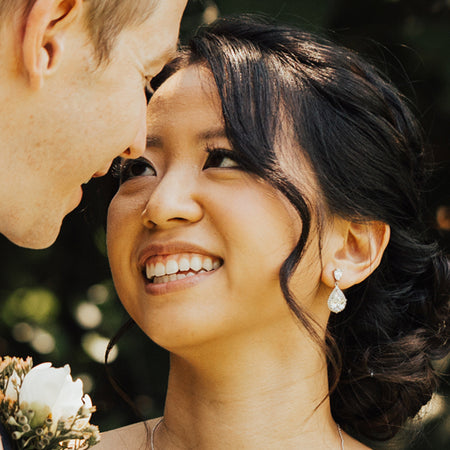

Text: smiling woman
xmin=101 ymin=16 xmax=449 ymax=450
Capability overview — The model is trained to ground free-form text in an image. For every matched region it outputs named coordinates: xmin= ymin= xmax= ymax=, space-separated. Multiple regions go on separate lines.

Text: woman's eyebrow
xmin=146 ymin=135 xmax=163 ymax=148
xmin=146 ymin=129 xmax=227 ymax=148
xmin=197 ymin=128 xmax=227 ymax=141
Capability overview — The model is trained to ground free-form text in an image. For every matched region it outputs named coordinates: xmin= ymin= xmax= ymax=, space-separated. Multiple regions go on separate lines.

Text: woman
xmin=99 ymin=17 xmax=449 ymax=449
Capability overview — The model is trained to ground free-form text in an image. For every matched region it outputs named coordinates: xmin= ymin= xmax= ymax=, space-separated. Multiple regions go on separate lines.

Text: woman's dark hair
xmin=149 ymin=16 xmax=450 ymax=441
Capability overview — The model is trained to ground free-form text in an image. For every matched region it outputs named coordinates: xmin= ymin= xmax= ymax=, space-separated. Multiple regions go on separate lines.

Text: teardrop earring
xmin=327 ymin=269 xmax=347 ymax=313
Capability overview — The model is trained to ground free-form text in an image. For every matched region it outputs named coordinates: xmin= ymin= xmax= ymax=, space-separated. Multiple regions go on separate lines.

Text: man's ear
xmin=22 ymin=0 xmax=82 ymax=90
xmin=321 ymin=218 xmax=390 ymax=289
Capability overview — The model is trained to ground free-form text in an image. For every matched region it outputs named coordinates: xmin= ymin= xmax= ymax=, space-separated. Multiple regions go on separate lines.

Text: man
xmin=0 ymin=0 xmax=187 ymax=249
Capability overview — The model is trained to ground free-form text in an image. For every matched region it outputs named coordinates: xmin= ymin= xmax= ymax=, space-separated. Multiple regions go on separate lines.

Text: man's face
xmin=0 ymin=0 xmax=187 ymax=248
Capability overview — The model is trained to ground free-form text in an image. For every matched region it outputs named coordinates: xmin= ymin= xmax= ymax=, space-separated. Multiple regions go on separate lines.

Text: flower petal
xmin=19 ymin=363 xmax=83 ymax=428
xmin=4 ymin=370 xmax=20 ymax=402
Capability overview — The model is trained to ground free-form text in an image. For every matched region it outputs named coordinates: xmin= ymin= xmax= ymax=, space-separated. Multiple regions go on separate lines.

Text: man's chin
xmin=8 ymin=227 xmax=60 ymax=250
xmin=2 ymin=189 xmax=82 ymax=249
xmin=4 ymin=214 xmax=64 ymax=249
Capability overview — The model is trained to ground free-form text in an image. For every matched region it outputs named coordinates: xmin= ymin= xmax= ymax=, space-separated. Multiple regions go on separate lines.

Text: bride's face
xmin=107 ymin=66 xmax=324 ymax=351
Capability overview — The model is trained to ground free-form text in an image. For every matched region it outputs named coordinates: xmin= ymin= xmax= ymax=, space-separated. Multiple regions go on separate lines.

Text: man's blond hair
xmin=1 ymin=0 xmax=157 ymax=62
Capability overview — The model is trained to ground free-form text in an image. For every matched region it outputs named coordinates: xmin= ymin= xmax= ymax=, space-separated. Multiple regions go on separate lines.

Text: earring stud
xmin=327 ymin=268 xmax=347 ymax=313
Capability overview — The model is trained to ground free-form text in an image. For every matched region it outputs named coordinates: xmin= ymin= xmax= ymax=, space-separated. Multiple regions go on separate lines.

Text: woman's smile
xmin=142 ymin=251 xmax=222 ymax=294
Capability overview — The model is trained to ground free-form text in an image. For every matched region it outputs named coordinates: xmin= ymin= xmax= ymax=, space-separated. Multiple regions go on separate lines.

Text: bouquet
xmin=0 ymin=357 xmax=100 ymax=449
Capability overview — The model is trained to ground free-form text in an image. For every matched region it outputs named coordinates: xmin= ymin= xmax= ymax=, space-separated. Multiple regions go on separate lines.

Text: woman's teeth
xmin=145 ymin=254 xmax=221 ymax=284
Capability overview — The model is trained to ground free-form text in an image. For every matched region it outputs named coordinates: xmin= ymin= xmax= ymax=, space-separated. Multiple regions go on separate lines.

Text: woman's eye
xmin=120 ymin=158 xmax=156 ymax=183
xmin=203 ymin=148 xmax=239 ymax=170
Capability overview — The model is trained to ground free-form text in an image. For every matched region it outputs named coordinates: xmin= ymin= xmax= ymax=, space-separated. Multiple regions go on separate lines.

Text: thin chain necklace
xmin=150 ymin=418 xmax=163 ymax=450
xmin=337 ymin=424 xmax=345 ymax=449
xmin=150 ymin=417 xmax=345 ymax=450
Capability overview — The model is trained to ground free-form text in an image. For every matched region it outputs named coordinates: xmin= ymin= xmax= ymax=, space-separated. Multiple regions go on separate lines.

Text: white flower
xmin=73 ymin=394 xmax=93 ymax=431
xmin=18 ymin=363 xmax=88 ymax=428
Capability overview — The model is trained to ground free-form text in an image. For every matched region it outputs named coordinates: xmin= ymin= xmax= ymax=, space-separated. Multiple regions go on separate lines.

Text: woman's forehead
xmin=146 ymin=66 xmax=227 ymax=148
xmin=148 ymin=65 xmax=220 ymax=114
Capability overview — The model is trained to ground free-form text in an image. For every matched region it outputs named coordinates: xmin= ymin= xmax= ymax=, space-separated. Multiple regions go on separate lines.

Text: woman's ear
xmin=21 ymin=0 xmax=82 ymax=90
xmin=321 ymin=218 xmax=390 ymax=289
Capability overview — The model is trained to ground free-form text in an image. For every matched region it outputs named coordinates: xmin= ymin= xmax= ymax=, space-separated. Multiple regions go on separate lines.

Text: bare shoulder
xmin=95 ymin=418 xmax=160 ymax=450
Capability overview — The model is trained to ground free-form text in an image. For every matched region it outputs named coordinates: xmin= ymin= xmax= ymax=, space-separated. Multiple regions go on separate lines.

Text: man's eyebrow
xmin=197 ymin=128 xmax=227 ymax=141
xmin=146 ymin=135 xmax=163 ymax=148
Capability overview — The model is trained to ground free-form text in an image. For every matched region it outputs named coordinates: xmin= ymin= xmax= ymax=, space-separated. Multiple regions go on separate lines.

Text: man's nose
xmin=120 ymin=110 xmax=147 ymax=159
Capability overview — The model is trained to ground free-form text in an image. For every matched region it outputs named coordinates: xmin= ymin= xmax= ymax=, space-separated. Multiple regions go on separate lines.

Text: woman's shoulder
xmin=95 ymin=417 xmax=160 ymax=450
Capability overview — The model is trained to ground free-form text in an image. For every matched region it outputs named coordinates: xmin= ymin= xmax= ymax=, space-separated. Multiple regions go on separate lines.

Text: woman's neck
xmin=157 ymin=322 xmax=343 ymax=449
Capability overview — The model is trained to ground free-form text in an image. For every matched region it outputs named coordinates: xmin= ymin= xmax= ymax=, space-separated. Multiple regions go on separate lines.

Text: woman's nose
xmin=141 ymin=169 xmax=203 ymax=229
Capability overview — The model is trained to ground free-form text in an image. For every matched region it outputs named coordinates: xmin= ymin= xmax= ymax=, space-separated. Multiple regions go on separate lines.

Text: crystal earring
xmin=327 ymin=268 xmax=347 ymax=313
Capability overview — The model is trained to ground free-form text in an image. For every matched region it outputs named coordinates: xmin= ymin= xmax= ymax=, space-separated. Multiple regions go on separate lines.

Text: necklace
xmin=150 ymin=417 xmax=163 ymax=450
xmin=337 ymin=424 xmax=344 ymax=449
xmin=150 ymin=418 xmax=345 ymax=450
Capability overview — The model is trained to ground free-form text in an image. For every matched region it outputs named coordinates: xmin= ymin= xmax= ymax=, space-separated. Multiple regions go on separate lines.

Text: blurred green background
xmin=0 ymin=0 xmax=449 ymax=448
